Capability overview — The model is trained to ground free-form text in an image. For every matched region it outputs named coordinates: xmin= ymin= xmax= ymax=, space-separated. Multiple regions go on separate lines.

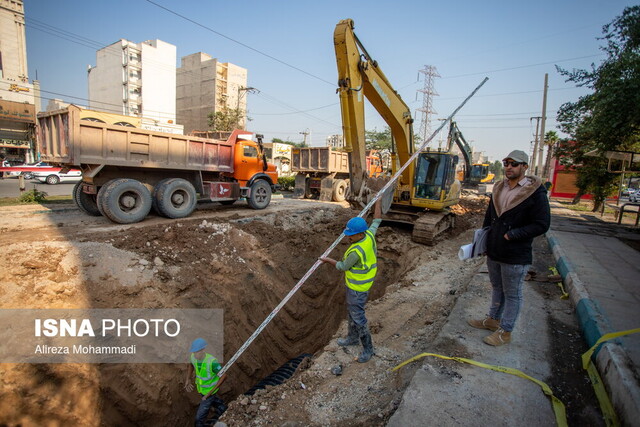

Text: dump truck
xmin=291 ymin=147 xmax=386 ymax=202
xmin=291 ymin=147 xmax=350 ymax=202
xmin=36 ymin=105 xmax=278 ymax=224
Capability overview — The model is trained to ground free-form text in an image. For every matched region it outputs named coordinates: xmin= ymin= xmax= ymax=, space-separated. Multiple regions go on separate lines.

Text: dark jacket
xmin=483 ymin=176 xmax=550 ymax=265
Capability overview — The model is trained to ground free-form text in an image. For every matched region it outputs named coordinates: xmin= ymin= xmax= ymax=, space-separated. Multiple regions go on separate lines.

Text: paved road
xmin=0 ymin=177 xmax=76 ymax=197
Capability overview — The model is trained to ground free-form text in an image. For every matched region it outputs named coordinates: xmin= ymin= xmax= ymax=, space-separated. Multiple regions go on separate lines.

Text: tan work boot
xmin=483 ymin=328 xmax=511 ymax=346
xmin=467 ymin=317 xmax=500 ymax=331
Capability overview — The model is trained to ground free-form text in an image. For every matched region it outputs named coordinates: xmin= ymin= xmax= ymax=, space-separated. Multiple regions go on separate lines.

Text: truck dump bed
xmin=36 ymin=105 xmax=234 ymax=173
xmin=291 ymin=147 xmax=349 ymax=173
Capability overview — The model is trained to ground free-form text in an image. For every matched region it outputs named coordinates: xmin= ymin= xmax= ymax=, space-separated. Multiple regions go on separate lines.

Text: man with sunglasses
xmin=468 ymin=150 xmax=550 ymax=346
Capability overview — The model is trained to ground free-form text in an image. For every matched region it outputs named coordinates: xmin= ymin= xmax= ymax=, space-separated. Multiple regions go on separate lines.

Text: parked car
xmin=4 ymin=161 xmax=54 ymax=178
xmin=32 ymin=169 xmax=82 ymax=184
xmin=23 ymin=162 xmax=54 ymax=179
xmin=630 ymin=189 xmax=640 ymax=203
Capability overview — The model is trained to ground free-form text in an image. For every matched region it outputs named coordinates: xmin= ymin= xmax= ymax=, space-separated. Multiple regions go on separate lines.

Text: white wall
xmin=140 ymin=39 xmax=176 ymax=123
xmin=88 ymin=41 xmax=127 ymax=114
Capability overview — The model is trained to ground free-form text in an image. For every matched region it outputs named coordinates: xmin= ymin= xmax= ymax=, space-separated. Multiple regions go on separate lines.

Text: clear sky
xmin=23 ymin=0 xmax=635 ymax=161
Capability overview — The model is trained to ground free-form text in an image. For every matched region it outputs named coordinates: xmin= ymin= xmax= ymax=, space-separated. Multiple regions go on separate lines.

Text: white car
xmin=630 ymin=190 xmax=640 ymax=203
xmin=32 ymin=169 xmax=82 ymax=185
xmin=5 ymin=161 xmax=54 ymax=178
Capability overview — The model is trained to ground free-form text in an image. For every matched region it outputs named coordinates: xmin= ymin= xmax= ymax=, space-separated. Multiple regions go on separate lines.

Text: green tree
xmin=207 ymin=107 xmax=246 ymax=131
xmin=489 ymin=160 xmax=504 ymax=181
xmin=290 ymin=140 xmax=308 ymax=148
xmin=556 ymin=6 xmax=640 ymax=210
xmin=365 ymin=127 xmax=392 ymax=150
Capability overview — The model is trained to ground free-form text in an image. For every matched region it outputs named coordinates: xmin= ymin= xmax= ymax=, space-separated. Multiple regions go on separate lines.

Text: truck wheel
xmin=332 ymin=179 xmax=348 ymax=202
xmin=73 ymin=181 xmax=101 ymax=216
xmin=154 ymin=178 xmax=197 ymax=218
xmin=101 ymin=178 xmax=152 ymax=224
xmin=45 ymin=174 xmax=60 ymax=185
xmin=152 ymin=178 xmax=175 ymax=215
xmin=304 ymin=179 xmax=316 ymax=199
xmin=96 ymin=179 xmax=122 ymax=217
xmin=247 ymin=180 xmax=271 ymax=209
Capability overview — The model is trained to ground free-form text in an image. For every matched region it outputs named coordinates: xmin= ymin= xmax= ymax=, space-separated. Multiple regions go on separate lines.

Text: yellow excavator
xmin=334 ymin=19 xmax=463 ymax=244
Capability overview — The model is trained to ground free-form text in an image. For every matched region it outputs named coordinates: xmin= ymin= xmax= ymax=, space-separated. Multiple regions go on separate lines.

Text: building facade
xmin=88 ymin=38 xmax=183 ymax=133
xmin=0 ymin=0 xmax=40 ymax=163
xmin=176 ymin=52 xmax=248 ymax=135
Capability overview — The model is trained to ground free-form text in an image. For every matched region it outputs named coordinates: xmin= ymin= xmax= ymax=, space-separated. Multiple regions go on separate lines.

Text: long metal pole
xmin=538 ymin=73 xmax=548 ymax=177
xmin=530 ymin=116 xmax=541 ymax=174
xmin=217 ymin=77 xmax=489 ymax=378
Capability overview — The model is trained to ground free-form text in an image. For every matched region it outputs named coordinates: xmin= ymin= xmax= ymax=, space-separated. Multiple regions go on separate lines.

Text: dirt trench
xmin=0 ymin=197 xmax=493 ymax=427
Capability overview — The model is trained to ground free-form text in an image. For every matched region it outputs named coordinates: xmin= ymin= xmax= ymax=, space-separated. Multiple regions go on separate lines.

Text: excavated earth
xmin=0 ymin=195 xmax=488 ymax=426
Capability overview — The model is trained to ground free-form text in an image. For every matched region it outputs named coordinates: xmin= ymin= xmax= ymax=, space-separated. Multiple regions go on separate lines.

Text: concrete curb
xmin=546 ymin=230 xmax=640 ymax=426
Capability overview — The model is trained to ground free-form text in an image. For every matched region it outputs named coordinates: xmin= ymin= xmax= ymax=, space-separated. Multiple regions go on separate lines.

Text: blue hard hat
xmin=344 ymin=217 xmax=367 ymax=236
xmin=189 ymin=338 xmax=207 ymax=352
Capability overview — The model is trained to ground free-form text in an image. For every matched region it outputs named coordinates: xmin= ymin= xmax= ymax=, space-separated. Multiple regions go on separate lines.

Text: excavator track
xmin=411 ymin=211 xmax=455 ymax=245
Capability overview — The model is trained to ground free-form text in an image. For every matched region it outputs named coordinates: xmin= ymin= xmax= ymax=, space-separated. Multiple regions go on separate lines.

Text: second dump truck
xmin=37 ymin=105 xmax=278 ymax=224
xmin=291 ymin=146 xmax=386 ymax=202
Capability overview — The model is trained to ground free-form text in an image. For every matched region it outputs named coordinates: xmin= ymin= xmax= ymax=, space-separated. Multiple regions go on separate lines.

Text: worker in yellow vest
xmin=320 ymin=199 xmax=382 ymax=363
xmin=184 ymin=338 xmax=227 ymax=426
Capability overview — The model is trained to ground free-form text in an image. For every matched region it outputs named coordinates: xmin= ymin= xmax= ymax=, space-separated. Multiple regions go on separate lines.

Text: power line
xmin=438 ymin=86 xmax=580 ymax=101
xmin=250 ymin=103 xmax=338 ymax=116
xmin=254 ymin=91 xmax=341 ymax=129
xmin=442 ymin=54 xmax=605 ymax=79
xmin=144 ymin=0 xmax=335 ymax=87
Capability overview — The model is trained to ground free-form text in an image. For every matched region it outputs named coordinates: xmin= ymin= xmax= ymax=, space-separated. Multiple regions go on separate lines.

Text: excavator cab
xmin=413 ymin=152 xmax=459 ymax=201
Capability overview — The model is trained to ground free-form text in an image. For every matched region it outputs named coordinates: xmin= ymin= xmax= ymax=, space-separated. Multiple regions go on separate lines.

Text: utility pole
xmin=538 ymin=73 xmax=548 ymax=177
xmin=530 ymin=116 xmax=541 ymax=173
xmin=299 ymin=129 xmax=310 ymax=146
xmin=236 ymin=86 xmax=257 ymax=129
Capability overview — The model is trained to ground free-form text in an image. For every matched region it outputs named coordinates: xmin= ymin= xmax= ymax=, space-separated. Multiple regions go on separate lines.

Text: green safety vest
xmin=191 ymin=353 xmax=221 ymax=395
xmin=343 ymin=230 xmax=377 ymax=292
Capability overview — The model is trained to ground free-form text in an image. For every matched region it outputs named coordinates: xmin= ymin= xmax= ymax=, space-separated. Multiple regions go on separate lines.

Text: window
xmin=243 ymin=145 xmax=258 ymax=158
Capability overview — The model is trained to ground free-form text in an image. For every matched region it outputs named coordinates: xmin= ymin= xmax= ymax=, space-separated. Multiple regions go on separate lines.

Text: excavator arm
xmin=446 ymin=121 xmax=473 ymax=182
xmin=334 ymin=19 xmax=414 ymax=202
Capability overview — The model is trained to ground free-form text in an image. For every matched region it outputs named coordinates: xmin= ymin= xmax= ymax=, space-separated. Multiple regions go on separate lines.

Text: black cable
xmin=143 ymin=0 xmax=335 ymax=87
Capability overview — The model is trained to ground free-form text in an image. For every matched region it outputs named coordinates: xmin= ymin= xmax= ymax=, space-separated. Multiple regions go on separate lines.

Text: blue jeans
xmin=486 ymin=258 xmax=529 ymax=332
xmin=346 ymin=288 xmax=369 ymax=327
xmin=195 ymin=394 xmax=226 ymax=427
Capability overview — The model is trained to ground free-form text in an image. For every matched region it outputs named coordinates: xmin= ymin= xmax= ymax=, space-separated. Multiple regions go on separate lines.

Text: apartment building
xmin=177 ymin=52 xmax=248 ymax=135
xmin=88 ymin=38 xmax=183 ymax=134
xmin=0 ymin=0 xmax=40 ymax=163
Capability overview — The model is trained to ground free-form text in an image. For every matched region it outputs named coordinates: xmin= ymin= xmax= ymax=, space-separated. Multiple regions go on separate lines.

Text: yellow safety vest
xmin=343 ymin=230 xmax=377 ymax=292
xmin=191 ymin=353 xmax=221 ymax=395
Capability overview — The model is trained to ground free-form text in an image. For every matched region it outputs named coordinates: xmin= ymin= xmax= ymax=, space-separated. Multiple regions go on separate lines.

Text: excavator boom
xmin=334 ymin=19 xmax=415 ymax=198
xmin=334 ymin=19 xmax=470 ymax=244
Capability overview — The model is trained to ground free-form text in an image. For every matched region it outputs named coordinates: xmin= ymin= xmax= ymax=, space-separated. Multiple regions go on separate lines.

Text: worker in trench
xmin=184 ymin=338 xmax=227 ymax=426
xmin=320 ymin=198 xmax=382 ymax=363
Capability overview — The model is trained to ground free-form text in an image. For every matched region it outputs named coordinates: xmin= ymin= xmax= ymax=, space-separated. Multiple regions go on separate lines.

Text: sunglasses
xmin=502 ymin=160 xmax=524 ymax=167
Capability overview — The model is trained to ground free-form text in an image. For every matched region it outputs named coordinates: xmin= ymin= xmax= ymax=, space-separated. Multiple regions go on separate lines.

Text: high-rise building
xmin=0 ymin=0 xmax=40 ymax=163
xmin=88 ymin=38 xmax=183 ymax=133
xmin=177 ymin=52 xmax=248 ymax=135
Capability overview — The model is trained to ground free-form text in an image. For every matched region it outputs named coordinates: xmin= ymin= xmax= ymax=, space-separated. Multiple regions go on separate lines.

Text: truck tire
xmin=101 ymin=178 xmax=152 ymax=224
xmin=96 ymin=179 xmax=122 ymax=217
xmin=247 ymin=180 xmax=271 ymax=209
xmin=45 ymin=174 xmax=60 ymax=185
xmin=154 ymin=178 xmax=197 ymax=219
xmin=73 ymin=181 xmax=101 ymax=216
xmin=151 ymin=178 xmax=175 ymax=215
xmin=332 ymin=179 xmax=348 ymax=202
